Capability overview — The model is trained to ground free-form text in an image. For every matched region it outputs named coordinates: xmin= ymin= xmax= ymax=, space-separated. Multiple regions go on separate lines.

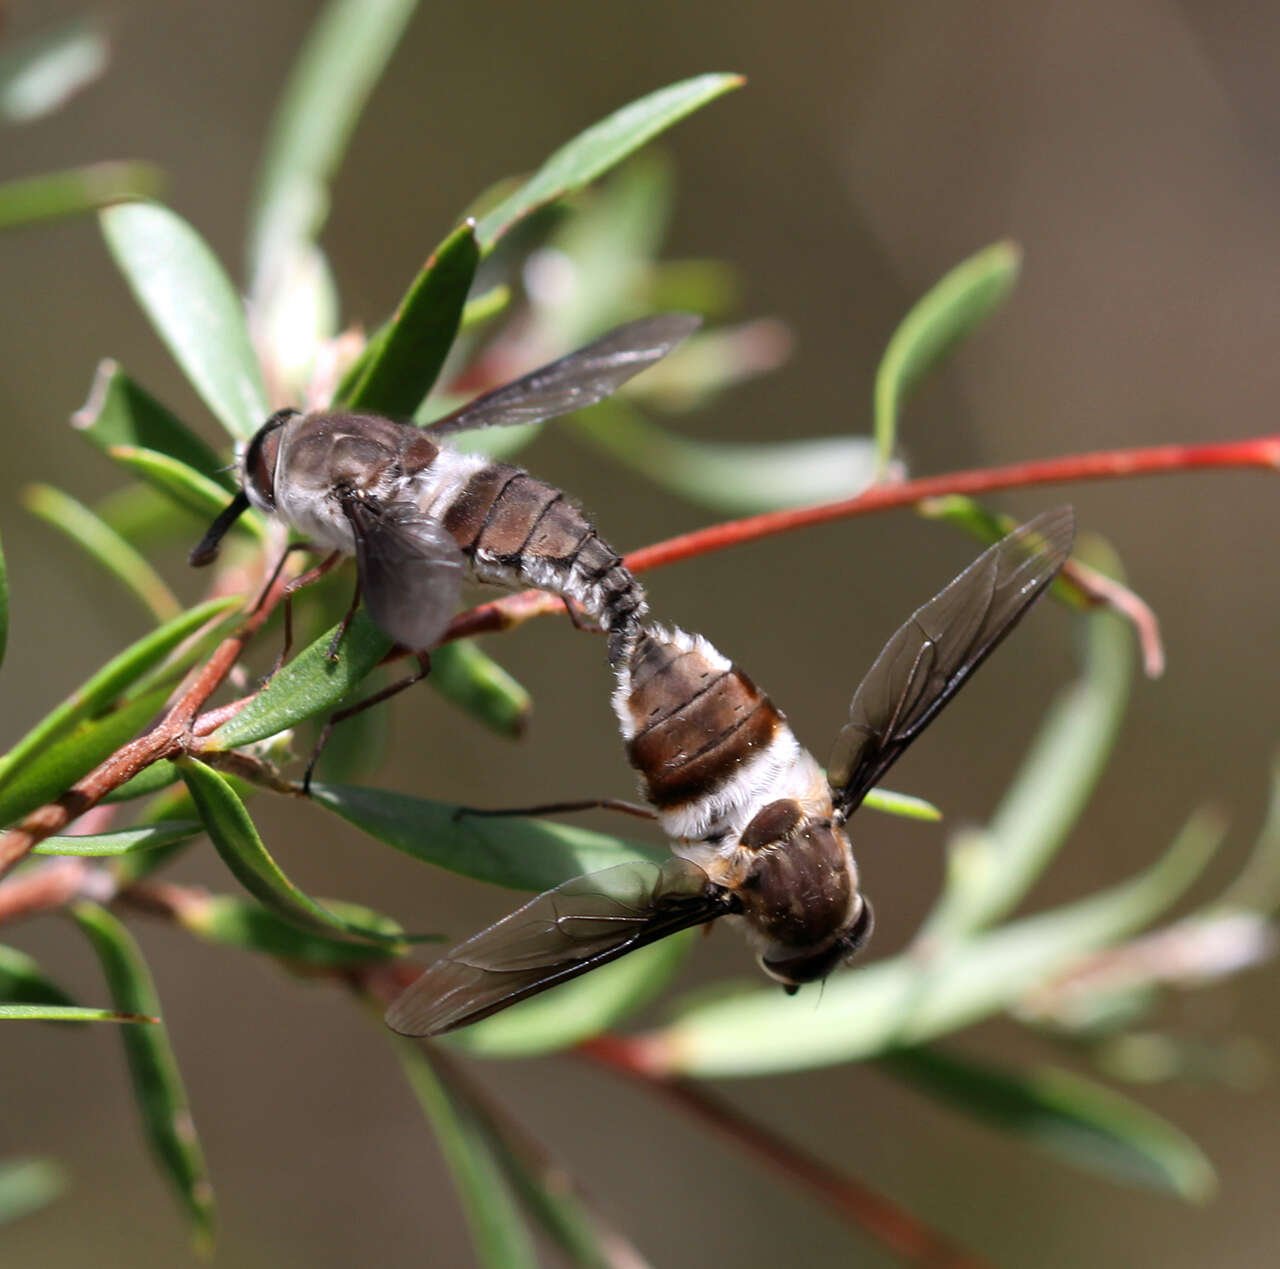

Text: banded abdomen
xmin=611 ymin=626 xmax=831 ymax=852
xmin=428 ymin=450 xmax=645 ymax=663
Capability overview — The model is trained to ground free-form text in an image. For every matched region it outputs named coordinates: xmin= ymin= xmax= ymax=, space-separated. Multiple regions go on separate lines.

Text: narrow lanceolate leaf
xmin=575 ymin=399 xmax=879 ymax=514
xmin=474 ymin=73 xmax=745 ymax=250
xmin=23 ymin=484 xmax=181 ymax=621
xmin=0 ymin=527 xmax=8 ymax=669
xmin=178 ymin=757 xmax=405 ymax=943
xmin=207 ymin=611 xmax=390 ymax=749
xmin=178 ymin=894 xmax=407 ymax=966
xmin=651 ymin=812 xmax=1223 ymax=1077
xmin=0 ymin=17 xmax=108 ymax=123
xmin=0 ymin=162 xmax=163 ymax=231
xmin=34 ymin=821 xmax=202 ymax=857
xmin=0 ymin=684 xmax=174 ymax=828
xmin=413 ymin=1044 xmax=648 ymax=1269
xmin=0 ymin=1004 xmax=156 ymax=1023
xmin=311 ymin=783 xmax=664 ymax=892
xmin=72 ymin=360 xmax=229 ymax=486
xmin=69 ymin=903 xmax=214 ymax=1253
xmin=0 ymin=597 xmax=241 ymax=793
xmin=248 ymin=0 xmax=419 ymax=290
xmin=392 ymin=1040 xmax=538 ymax=1269
xmin=925 ymin=606 xmax=1132 ymax=939
xmin=429 ymin=639 xmax=531 ymax=740
xmin=101 ymin=202 xmax=268 ymax=440
xmin=449 ymin=931 xmax=695 ymax=1059
xmin=0 ymin=945 xmax=76 ymax=1008
xmin=873 ymin=240 xmax=1022 ymax=470
xmin=105 ymin=446 xmax=264 ymax=539
xmin=0 ymin=1158 xmax=66 ymax=1226
xmin=340 ymin=221 xmax=479 ymax=416
xmin=862 ymin=787 xmax=942 ymax=822
xmin=878 ymin=1045 xmax=1215 ymax=1201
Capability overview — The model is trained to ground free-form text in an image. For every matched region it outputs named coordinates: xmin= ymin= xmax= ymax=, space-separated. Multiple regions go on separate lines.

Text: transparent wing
xmin=385 ymin=857 xmax=729 ymax=1037
xmin=423 ymin=313 xmax=701 ymax=438
xmin=343 ymin=496 xmax=466 ymax=651
xmin=828 ymin=507 xmax=1076 ymax=817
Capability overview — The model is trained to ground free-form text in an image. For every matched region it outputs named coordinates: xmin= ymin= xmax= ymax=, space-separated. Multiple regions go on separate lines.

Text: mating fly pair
xmin=190 ymin=313 xmax=701 ymax=665
xmin=386 ymin=507 xmax=1076 ymax=1037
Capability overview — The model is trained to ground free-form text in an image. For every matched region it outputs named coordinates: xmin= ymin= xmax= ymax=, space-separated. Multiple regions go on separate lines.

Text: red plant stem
xmin=0 ymin=568 xmax=293 ymax=880
xmin=443 ymin=433 xmax=1280 ymax=643
xmin=624 ymin=434 xmax=1280 ymax=574
xmin=579 ymin=1035 xmax=994 ymax=1269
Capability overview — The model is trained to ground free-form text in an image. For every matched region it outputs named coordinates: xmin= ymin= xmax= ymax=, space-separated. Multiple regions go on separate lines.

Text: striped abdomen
xmin=437 ymin=459 xmax=646 ymax=663
xmin=616 ymin=627 xmax=786 ymax=817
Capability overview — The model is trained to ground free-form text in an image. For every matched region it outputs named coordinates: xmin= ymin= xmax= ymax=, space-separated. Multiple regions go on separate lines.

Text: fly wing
xmin=423 ymin=313 xmax=701 ymax=438
xmin=828 ymin=507 xmax=1076 ymax=817
xmin=385 ymin=857 xmax=729 ymax=1037
xmin=343 ymin=495 xmax=466 ymax=650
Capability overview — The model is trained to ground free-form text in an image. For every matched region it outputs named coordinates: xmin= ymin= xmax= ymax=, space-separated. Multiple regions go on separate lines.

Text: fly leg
xmin=325 ymin=579 xmax=362 ymax=662
xmin=454 ymin=798 xmax=657 ymax=822
xmin=264 ymin=549 xmax=343 ymax=681
xmin=561 ymin=597 xmax=605 ymax=641
xmin=302 ymin=651 xmax=432 ymax=794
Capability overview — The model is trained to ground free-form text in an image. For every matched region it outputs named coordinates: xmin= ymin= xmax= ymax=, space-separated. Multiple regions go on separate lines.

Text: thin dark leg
xmin=325 ymin=579 xmax=362 ymax=662
xmin=302 ymin=651 xmax=432 ymax=794
xmin=561 ymin=597 xmax=605 ymax=639
xmin=267 ymin=550 xmax=343 ymax=679
xmin=455 ymin=798 xmax=658 ymax=822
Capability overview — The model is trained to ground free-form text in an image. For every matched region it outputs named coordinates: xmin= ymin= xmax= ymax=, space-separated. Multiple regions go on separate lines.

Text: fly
xmin=190 ymin=313 xmax=701 ymax=665
xmin=386 ymin=507 xmax=1076 ymax=1036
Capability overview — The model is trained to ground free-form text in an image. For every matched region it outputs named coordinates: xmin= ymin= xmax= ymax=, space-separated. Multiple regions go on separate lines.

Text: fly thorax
xmin=735 ymin=809 xmax=873 ymax=988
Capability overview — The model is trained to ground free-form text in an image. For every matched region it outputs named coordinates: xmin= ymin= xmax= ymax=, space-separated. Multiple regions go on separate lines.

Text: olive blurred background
xmin=3 ymin=1 xmax=1279 ymax=1266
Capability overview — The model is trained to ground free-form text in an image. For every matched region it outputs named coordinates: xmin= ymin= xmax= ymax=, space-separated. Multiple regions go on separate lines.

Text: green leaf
xmin=925 ymin=605 xmax=1132 ymax=939
xmin=862 ymin=787 xmax=942 ymax=822
xmin=429 ymin=639 xmax=531 ymax=740
xmin=1214 ymin=757 xmax=1280 ymax=916
xmin=450 ymin=931 xmax=694 ymax=1059
xmin=873 ymin=241 xmax=1021 ymax=471
xmin=474 ymin=73 xmax=745 ymax=250
xmin=178 ymin=757 xmax=405 ymax=943
xmin=0 ymin=1004 xmax=157 ymax=1023
xmin=248 ymin=0 xmax=418 ymax=291
xmin=460 ymin=284 xmax=511 ymax=331
xmin=402 ymin=1043 xmax=641 ymax=1269
xmin=207 ymin=610 xmax=390 ymax=749
xmin=0 ymin=162 xmax=163 ymax=231
xmin=0 ymin=17 xmax=107 ymax=123
xmin=0 ymin=945 xmax=76 ymax=1008
xmin=69 ymin=902 xmax=215 ymax=1253
xmin=33 ymin=821 xmax=202 ymax=857
xmin=574 ymin=398 xmax=879 ymax=514
xmin=72 ymin=360 xmax=230 ymax=486
xmin=340 ymin=220 xmax=479 ymax=416
xmin=105 ymin=446 xmax=264 ymax=539
xmin=0 ymin=684 xmax=175 ymax=828
xmin=878 ymin=1045 xmax=1215 ymax=1201
xmin=94 ymin=484 xmax=203 ymax=548
xmin=392 ymin=1041 xmax=538 ymax=1269
xmin=651 ymin=811 xmax=1223 ymax=1077
xmin=101 ymin=202 xmax=268 ymax=440
xmin=312 ymin=783 xmax=664 ymax=892
xmin=0 ymin=527 xmax=8 ymax=669
xmin=0 ymin=597 xmax=242 ymax=794
xmin=23 ymin=484 xmax=181 ymax=622
xmin=0 ymin=1157 xmax=66 ymax=1226
xmin=177 ymin=894 xmax=406 ymax=966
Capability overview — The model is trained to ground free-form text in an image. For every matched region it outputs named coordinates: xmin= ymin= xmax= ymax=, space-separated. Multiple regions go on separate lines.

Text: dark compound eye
xmin=243 ymin=409 xmax=296 ymax=510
